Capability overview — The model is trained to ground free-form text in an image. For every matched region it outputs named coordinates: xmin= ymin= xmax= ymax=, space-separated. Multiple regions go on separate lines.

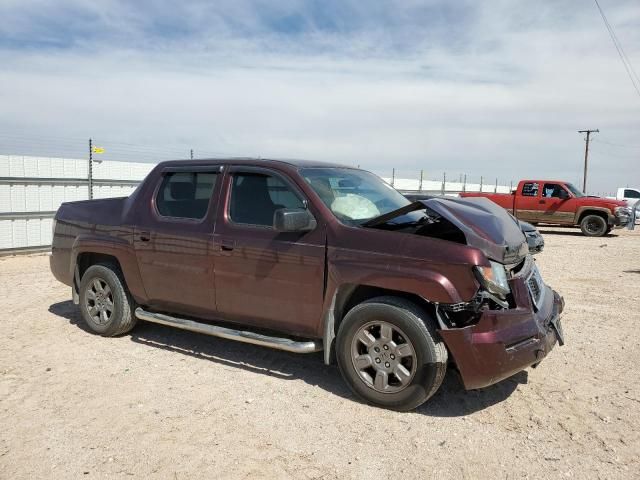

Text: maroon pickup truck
xmin=461 ymin=180 xmax=632 ymax=237
xmin=50 ymin=159 xmax=564 ymax=410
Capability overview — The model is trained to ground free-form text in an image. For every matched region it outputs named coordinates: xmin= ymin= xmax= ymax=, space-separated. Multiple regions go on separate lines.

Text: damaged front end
xmin=364 ymin=196 xmax=530 ymax=264
xmin=364 ymin=196 xmax=564 ymax=390
xmin=436 ymin=255 xmax=565 ymax=390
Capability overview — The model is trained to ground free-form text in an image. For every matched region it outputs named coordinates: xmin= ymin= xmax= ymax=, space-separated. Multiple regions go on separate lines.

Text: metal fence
xmin=0 ymin=154 xmax=513 ymax=254
xmin=0 ymin=155 xmax=154 ymax=254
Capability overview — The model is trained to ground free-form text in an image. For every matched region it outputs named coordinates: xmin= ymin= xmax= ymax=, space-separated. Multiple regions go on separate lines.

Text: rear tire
xmin=580 ymin=214 xmax=608 ymax=237
xmin=79 ymin=264 xmax=137 ymax=336
xmin=336 ymin=296 xmax=448 ymax=411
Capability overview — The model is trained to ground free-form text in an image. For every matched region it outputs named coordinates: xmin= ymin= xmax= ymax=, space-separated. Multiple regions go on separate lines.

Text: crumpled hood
xmin=423 ymin=197 xmax=529 ymax=263
xmin=364 ymin=196 xmax=529 ymax=264
xmin=583 ymin=196 xmax=627 ymax=209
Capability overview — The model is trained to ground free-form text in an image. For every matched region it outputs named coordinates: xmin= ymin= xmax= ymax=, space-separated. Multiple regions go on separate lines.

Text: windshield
xmin=565 ymin=183 xmax=585 ymax=197
xmin=300 ymin=167 xmax=414 ymax=225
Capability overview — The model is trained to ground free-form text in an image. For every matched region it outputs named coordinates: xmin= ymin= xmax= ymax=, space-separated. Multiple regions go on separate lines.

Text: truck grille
xmin=528 ymin=275 xmax=541 ymax=302
xmin=526 ymin=264 xmax=545 ymax=309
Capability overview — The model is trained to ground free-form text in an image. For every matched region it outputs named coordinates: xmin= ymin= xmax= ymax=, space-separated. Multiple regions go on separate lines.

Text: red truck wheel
xmin=336 ymin=296 xmax=448 ymax=411
xmin=580 ymin=215 xmax=608 ymax=237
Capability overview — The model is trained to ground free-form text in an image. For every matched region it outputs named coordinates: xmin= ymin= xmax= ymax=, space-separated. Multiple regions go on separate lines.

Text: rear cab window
xmin=521 ymin=182 xmax=539 ymax=197
xmin=156 ymin=171 xmax=218 ymax=220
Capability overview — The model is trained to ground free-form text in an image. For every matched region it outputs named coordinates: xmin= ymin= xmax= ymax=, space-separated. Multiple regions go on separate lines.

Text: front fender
xmin=328 ymin=255 xmax=478 ymax=305
xmin=575 ymin=206 xmax=615 ymax=225
xmin=319 ymin=253 xmax=480 ymax=364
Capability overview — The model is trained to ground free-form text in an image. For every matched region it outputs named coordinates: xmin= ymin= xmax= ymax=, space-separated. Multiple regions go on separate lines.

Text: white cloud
xmin=0 ymin=0 xmax=638 ymax=193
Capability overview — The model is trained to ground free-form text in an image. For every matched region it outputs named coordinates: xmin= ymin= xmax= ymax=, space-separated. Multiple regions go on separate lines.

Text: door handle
xmin=220 ymin=241 xmax=235 ymax=252
xmin=539 ymin=200 xmax=546 ymax=204
xmin=139 ymin=231 xmax=151 ymax=242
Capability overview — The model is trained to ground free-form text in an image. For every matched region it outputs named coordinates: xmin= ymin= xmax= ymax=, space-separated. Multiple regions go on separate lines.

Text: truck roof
xmin=155 ymin=158 xmax=354 ymax=170
xmin=519 ymin=180 xmax=575 ymax=185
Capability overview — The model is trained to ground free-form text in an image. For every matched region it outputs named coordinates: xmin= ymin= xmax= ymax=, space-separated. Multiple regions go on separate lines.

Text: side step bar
xmin=134 ymin=307 xmax=323 ymax=354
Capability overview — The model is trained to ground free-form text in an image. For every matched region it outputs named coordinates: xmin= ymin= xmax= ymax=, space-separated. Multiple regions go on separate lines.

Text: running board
xmin=134 ymin=308 xmax=323 ymax=354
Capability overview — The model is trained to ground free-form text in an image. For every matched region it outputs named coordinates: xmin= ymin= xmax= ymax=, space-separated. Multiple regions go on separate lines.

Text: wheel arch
xmin=576 ymin=207 xmax=612 ymax=225
xmin=323 ymin=283 xmax=436 ymax=365
xmin=70 ymin=235 xmax=147 ymax=303
xmin=76 ymin=252 xmax=123 ymax=278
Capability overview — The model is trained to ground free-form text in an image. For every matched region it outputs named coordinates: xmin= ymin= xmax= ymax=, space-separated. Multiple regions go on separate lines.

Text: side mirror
xmin=558 ymin=189 xmax=569 ymax=200
xmin=273 ymin=208 xmax=317 ymax=232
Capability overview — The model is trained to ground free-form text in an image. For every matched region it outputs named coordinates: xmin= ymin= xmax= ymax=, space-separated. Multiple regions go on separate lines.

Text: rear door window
xmin=156 ymin=172 xmax=218 ymax=219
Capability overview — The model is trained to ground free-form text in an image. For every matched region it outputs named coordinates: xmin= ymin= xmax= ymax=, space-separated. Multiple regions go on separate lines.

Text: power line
xmin=590 ymin=146 xmax=639 ymax=159
xmin=0 ymin=132 xmax=235 ymax=161
xmin=592 ymin=138 xmax=640 ymax=149
xmin=594 ymin=0 xmax=640 ymax=98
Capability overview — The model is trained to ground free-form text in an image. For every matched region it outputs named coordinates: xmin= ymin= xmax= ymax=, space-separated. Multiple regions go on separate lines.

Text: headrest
xmin=238 ymin=175 xmax=268 ymax=190
xmin=170 ymin=182 xmax=195 ymax=200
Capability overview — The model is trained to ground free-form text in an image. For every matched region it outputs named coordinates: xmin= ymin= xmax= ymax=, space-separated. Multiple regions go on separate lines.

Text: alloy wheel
xmin=85 ymin=278 xmax=114 ymax=325
xmin=350 ymin=321 xmax=417 ymax=393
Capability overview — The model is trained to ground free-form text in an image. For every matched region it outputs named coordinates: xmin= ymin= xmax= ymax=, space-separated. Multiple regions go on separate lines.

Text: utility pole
xmin=578 ymin=129 xmax=599 ymax=193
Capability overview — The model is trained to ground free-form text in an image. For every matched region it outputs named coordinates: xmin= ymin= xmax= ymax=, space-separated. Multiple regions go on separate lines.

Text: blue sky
xmin=1 ymin=0 xmax=639 ymax=193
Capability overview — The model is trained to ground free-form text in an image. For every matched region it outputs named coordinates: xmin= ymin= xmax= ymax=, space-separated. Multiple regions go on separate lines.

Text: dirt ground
xmin=1 ymin=227 xmax=639 ymax=479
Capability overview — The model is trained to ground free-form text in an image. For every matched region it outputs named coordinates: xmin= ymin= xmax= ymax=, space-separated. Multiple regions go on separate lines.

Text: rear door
xmin=515 ymin=181 xmax=542 ymax=222
xmin=133 ymin=166 xmax=221 ymax=317
xmin=213 ymin=166 xmax=326 ymax=337
xmin=539 ymin=183 xmax=575 ymax=224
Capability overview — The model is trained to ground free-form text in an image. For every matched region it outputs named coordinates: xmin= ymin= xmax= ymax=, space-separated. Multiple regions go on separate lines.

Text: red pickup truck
xmin=461 ymin=180 xmax=632 ymax=237
xmin=50 ymin=160 xmax=564 ymax=410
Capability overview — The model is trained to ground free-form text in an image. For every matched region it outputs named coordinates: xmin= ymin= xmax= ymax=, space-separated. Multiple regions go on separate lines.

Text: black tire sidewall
xmin=336 ymin=302 xmax=444 ymax=410
xmin=79 ymin=265 xmax=128 ymax=336
xmin=581 ymin=215 xmax=607 ymax=237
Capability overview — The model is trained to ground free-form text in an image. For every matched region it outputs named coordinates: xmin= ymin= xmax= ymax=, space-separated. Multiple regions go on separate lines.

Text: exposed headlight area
xmin=614 ymin=206 xmax=632 ymax=227
xmin=474 ymin=261 xmax=511 ymax=298
xmin=437 ymin=258 xmax=531 ymax=329
xmin=615 ymin=206 xmax=631 ymax=218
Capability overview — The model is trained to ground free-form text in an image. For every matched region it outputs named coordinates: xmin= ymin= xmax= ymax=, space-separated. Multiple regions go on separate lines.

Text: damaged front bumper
xmin=438 ymin=264 xmax=564 ymax=390
xmin=612 ymin=207 xmax=633 ymax=228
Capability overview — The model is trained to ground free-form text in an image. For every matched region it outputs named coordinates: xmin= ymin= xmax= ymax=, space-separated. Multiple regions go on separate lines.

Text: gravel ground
xmin=1 ymin=227 xmax=639 ymax=479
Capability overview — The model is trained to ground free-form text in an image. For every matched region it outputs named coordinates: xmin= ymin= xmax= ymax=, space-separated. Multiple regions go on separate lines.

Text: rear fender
xmin=71 ymin=234 xmax=148 ymax=303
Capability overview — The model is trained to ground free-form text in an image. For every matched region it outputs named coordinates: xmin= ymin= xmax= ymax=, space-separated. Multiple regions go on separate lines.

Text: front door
xmin=133 ymin=167 xmax=221 ymax=317
xmin=213 ymin=167 xmax=326 ymax=337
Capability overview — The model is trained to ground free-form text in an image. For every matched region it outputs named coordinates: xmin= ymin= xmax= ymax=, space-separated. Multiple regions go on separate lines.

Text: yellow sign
xmin=92 ymin=146 xmax=105 ymax=154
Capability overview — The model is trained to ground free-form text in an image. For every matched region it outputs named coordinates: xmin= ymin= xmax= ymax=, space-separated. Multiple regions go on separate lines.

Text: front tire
xmin=79 ymin=264 xmax=137 ymax=336
xmin=580 ymin=214 xmax=608 ymax=237
xmin=336 ymin=296 xmax=448 ymax=411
